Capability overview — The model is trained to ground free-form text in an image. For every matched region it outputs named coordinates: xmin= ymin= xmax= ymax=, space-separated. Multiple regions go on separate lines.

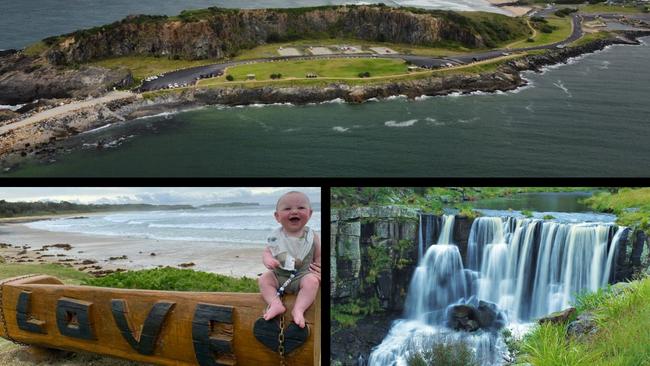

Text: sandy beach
xmin=0 ymin=219 xmax=266 ymax=278
xmin=486 ymin=0 xmax=533 ymax=17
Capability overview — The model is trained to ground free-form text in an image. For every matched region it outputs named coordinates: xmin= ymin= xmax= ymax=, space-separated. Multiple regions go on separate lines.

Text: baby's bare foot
xmin=291 ymin=308 xmax=306 ymax=328
xmin=263 ymin=299 xmax=286 ymax=320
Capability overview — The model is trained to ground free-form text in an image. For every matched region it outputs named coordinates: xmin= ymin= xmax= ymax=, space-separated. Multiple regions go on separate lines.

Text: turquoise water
xmin=4 ymin=39 xmax=650 ymax=177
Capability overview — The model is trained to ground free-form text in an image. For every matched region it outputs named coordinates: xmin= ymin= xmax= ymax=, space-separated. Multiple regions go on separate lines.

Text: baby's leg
xmin=291 ymin=273 xmax=320 ymax=328
xmin=258 ymin=271 xmax=285 ymax=320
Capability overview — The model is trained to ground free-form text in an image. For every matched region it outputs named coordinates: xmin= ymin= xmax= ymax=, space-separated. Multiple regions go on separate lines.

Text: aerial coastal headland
xmin=0 ymin=3 xmax=649 ymax=169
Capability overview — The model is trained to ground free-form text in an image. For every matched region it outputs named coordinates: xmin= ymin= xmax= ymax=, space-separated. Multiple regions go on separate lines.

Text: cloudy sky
xmin=0 ymin=187 xmax=321 ymax=206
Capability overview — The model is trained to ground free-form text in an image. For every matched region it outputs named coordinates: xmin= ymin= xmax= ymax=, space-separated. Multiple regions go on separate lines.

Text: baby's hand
xmin=309 ymin=262 xmax=321 ymax=281
xmin=264 ymin=257 xmax=281 ymax=270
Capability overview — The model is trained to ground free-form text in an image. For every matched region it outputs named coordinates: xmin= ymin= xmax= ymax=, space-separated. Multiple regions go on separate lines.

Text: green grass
xmin=570 ymin=31 xmax=614 ymax=47
xmin=83 ymin=267 xmax=258 ymax=292
xmin=23 ymin=41 xmax=48 ymax=57
xmin=0 ymin=263 xmax=90 ymax=284
xmin=222 ymin=58 xmax=409 ymax=81
xmin=580 ymin=4 xmax=646 ymax=13
xmin=507 ymin=16 xmax=573 ymax=48
xmin=583 ymin=188 xmax=650 ymax=231
xmin=87 ymin=56 xmax=217 ymax=83
xmin=519 ymin=277 xmax=650 ymax=366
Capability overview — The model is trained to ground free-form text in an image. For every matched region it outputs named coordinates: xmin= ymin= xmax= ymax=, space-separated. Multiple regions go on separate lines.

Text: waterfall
xmin=468 ymin=217 xmax=622 ymax=322
xmin=369 ymin=214 xmax=623 ymax=366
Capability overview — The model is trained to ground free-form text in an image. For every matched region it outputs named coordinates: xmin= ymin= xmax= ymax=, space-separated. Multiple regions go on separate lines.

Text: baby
xmin=258 ymin=191 xmax=321 ymax=328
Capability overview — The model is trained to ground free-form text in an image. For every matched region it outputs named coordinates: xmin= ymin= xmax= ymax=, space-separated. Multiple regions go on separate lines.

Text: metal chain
xmin=278 ymin=314 xmax=286 ymax=366
xmin=0 ymin=274 xmax=39 ymax=346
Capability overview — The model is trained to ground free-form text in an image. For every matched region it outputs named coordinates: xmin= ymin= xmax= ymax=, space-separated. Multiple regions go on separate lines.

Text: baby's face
xmin=274 ymin=193 xmax=312 ymax=235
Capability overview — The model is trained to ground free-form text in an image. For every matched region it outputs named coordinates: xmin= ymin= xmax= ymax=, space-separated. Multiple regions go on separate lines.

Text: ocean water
xmin=26 ymin=204 xmax=322 ymax=245
xmin=5 ymin=38 xmax=650 ymax=177
xmin=0 ymin=0 xmax=501 ymax=50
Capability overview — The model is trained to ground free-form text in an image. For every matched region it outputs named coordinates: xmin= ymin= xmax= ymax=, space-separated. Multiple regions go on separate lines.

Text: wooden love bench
xmin=0 ymin=275 xmax=320 ymax=366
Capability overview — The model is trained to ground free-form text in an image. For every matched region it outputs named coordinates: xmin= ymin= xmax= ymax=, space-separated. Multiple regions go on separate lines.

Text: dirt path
xmin=0 ymin=91 xmax=135 ymax=136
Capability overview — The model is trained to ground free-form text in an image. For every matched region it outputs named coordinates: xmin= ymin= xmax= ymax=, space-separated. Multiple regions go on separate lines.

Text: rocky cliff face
xmin=45 ymin=6 xmax=525 ymax=64
xmin=0 ymin=53 xmax=133 ymax=105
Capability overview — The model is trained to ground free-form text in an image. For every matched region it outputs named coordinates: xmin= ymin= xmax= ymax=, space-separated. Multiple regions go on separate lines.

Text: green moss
xmin=83 ymin=267 xmax=258 ymax=292
xmin=521 ymin=210 xmax=534 ymax=218
xmin=543 ymin=214 xmax=556 ymax=220
xmin=23 ymin=41 xmax=48 ymax=57
xmin=583 ymin=188 xmax=650 ymax=233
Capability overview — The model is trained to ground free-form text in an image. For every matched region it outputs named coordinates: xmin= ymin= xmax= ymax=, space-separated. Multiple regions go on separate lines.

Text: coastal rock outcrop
xmin=0 ymin=53 xmax=133 ymax=105
xmin=43 ymin=6 xmax=527 ymax=64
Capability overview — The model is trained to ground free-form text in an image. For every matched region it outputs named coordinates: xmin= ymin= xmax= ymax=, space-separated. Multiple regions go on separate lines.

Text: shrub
xmin=555 ymin=8 xmax=578 ymax=17
xmin=521 ymin=210 xmax=534 ymax=218
xmin=526 ymin=37 xmax=535 ymax=42
xmin=407 ymin=340 xmax=478 ymax=366
xmin=226 ymin=74 xmax=234 ymax=81
xmin=540 ymin=24 xmax=555 ymax=34
xmin=358 ymin=71 xmax=371 ymax=78
xmin=543 ymin=214 xmax=555 ymax=220
xmin=83 ymin=267 xmax=258 ymax=292
xmin=270 ymin=73 xmax=282 ymax=79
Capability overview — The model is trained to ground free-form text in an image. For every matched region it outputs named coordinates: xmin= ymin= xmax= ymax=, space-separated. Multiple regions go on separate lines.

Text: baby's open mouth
xmin=289 ymin=217 xmax=301 ymax=223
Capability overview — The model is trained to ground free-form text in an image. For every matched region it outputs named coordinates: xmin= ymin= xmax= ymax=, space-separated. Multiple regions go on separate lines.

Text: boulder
xmin=447 ymin=302 xmax=505 ymax=332
xmin=567 ymin=312 xmax=598 ymax=339
xmin=538 ymin=307 xmax=576 ymax=325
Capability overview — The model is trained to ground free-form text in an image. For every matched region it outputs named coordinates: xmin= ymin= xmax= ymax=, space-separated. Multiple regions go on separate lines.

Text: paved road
xmin=139 ymin=14 xmax=588 ymax=92
xmin=0 ymin=91 xmax=134 ymax=136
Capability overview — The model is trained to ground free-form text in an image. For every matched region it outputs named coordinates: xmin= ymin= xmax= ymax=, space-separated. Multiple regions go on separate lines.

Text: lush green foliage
xmin=518 ymin=276 xmax=650 ymax=366
xmin=407 ymin=340 xmax=477 ymax=366
xmin=583 ymin=188 xmax=650 ymax=232
xmin=83 ymin=267 xmax=258 ymax=292
xmin=0 ymin=263 xmax=90 ymax=284
xmin=0 ymin=200 xmax=191 ymax=219
xmin=331 ymin=298 xmax=382 ymax=328
xmin=555 ymin=8 xmax=578 ymax=17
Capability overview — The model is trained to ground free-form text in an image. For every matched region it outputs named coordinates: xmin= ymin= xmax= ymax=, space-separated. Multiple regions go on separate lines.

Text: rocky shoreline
xmin=1 ymin=31 xmax=649 ymax=171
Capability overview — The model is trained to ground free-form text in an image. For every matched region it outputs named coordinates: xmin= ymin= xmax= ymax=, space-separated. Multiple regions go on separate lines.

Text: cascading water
xmin=369 ymin=214 xmax=624 ymax=366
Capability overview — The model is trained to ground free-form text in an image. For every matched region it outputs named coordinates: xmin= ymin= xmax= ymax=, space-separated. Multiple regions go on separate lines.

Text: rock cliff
xmin=43 ymin=6 xmax=527 ymax=64
xmin=0 ymin=53 xmax=133 ymax=105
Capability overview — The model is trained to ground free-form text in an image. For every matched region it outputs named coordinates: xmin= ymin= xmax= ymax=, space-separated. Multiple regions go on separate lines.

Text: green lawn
xmin=0 ymin=263 xmax=90 ymax=284
xmin=219 ymin=58 xmax=409 ymax=82
xmin=580 ymin=4 xmax=647 ymax=14
xmin=507 ymin=16 xmax=573 ymax=49
xmin=570 ymin=31 xmax=614 ymax=47
xmin=87 ymin=56 xmax=218 ymax=82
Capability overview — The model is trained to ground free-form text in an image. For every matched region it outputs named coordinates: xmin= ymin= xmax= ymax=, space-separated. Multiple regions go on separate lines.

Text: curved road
xmin=140 ymin=14 xmax=585 ymax=92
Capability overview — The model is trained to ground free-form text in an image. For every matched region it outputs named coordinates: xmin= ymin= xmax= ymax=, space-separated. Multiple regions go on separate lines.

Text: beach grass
xmin=506 ymin=16 xmax=573 ymax=49
xmin=0 ymin=263 xmax=90 ymax=284
xmin=83 ymin=267 xmax=259 ymax=292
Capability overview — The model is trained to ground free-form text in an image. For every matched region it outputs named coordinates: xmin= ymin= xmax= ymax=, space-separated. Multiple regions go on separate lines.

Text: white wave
xmin=457 ymin=117 xmax=479 ymax=124
xmin=283 ymin=128 xmax=301 ymax=133
xmin=135 ymin=111 xmax=178 ymax=120
xmin=598 ymin=61 xmax=610 ymax=70
xmin=321 ymin=98 xmax=345 ymax=104
xmin=81 ymin=123 xmax=113 ymax=134
xmin=0 ymin=103 xmax=26 ymax=111
xmin=386 ymin=95 xmax=408 ymax=100
xmin=148 ymin=223 xmax=277 ymax=230
xmin=525 ymin=103 xmax=534 ymax=112
xmin=385 ymin=119 xmax=418 ymax=127
xmin=425 ymin=117 xmax=445 ymax=126
xmin=553 ymin=80 xmax=572 ymax=97
xmin=415 ymin=95 xmax=433 ymax=101
xmin=333 ymin=126 xmax=350 ymax=132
